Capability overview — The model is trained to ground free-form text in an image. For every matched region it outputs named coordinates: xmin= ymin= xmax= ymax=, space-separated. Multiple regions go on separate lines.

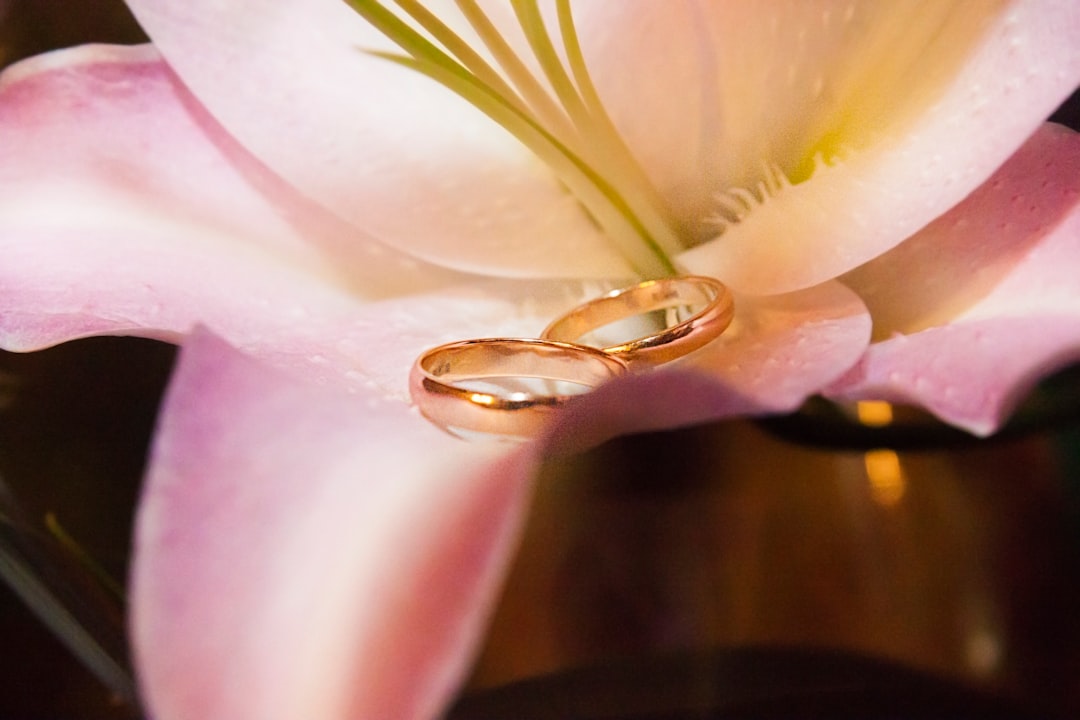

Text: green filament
xmin=343 ymin=0 xmax=682 ymax=278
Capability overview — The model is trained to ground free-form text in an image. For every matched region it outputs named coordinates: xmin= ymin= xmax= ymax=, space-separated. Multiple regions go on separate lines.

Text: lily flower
xmin=1 ymin=1 xmax=1079 ymax=718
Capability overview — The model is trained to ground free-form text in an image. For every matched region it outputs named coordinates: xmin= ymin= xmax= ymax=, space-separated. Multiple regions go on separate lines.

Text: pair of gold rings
xmin=409 ymin=276 xmax=734 ymax=437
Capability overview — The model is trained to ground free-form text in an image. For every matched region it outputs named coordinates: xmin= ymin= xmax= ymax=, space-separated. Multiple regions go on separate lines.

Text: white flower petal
xmin=124 ymin=0 xmax=632 ymax=278
xmin=574 ymin=1 xmax=1080 ymax=292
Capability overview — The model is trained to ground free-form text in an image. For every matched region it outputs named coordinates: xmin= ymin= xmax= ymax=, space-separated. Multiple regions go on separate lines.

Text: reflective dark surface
xmin=461 ymin=420 xmax=1080 ymax=717
xmin=451 ymin=647 xmax=1061 ymax=719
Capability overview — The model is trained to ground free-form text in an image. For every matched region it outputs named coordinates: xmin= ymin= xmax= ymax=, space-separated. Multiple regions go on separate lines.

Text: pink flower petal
xmin=588 ymin=1 xmax=1080 ymax=293
xmin=547 ymin=280 xmax=872 ymax=451
xmin=241 ymin=268 xmax=872 ymax=425
xmin=0 ymin=35 xmax=873 ymax=425
xmin=827 ymin=318 xmax=1080 ymax=436
xmin=0 ymin=44 xmax=473 ymax=356
xmin=132 ymin=328 xmax=537 ymax=720
xmin=0 ymin=43 xmax=637 ymax=401
xmin=828 ymin=123 xmax=1080 ymax=434
xmin=132 ymin=289 xmax=870 ymax=717
xmin=122 ymin=0 xmax=629 ymax=278
xmin=684 ymin=281 xmax=873 ymax=408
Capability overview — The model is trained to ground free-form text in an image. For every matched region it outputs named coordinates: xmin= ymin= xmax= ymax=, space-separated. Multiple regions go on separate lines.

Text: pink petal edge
xmin=0 ymin=42 xmax=636 ymax=403
xmin=0 ymin=44 xmax=467 ymax=354
xmin=122 ymin=0 xmax=630 ymax=278
xmin=829 ymin=124 xmax=1080 ymax=435
xmin=0 ymin=35 xmax=874 ymax=419
xmin=132 ymin=328 xmax=537 ymax=720
xmin=132 ymin=277 xmax=873 ymax=718
xmin=677 ymin=0 xmax=1080 ymax=294
xmin=546 ymin=280 xmax=872 ymax=452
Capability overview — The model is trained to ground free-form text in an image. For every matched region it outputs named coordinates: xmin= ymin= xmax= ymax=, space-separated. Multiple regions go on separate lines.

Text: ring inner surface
xmin=545 ymin=279 xmax=724 ymax=353
xmin=422 ymin=340 xmax=626 ymax=392
xmin=412 ymin=340 xmax=627 ymax=437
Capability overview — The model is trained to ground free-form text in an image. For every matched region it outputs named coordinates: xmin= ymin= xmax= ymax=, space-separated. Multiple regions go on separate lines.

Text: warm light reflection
xmin=856 ymin=400 xmax=894 ymax=426
xmin=966 ymin=627 xmax=1003 ymax=676
xmin=863 ymin=448 xmax=906 ymax=506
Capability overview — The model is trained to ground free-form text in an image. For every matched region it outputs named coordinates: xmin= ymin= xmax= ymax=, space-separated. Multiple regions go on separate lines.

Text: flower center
xmin=343 ymin=0 xmax=683 ymax=278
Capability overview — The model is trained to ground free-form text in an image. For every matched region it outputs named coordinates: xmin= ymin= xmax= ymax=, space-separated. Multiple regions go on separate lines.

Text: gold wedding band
xmin=409 ymin=338 xmax=629 ymax=436
xmin=541 ymin=276 xmax=734 ymax=366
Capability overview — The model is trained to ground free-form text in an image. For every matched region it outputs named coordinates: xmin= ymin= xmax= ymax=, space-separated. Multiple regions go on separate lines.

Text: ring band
xmin=409 ymin=338 xmax=629 ymax=436
xmin=541 ymin=276 xmax=734 ymax=365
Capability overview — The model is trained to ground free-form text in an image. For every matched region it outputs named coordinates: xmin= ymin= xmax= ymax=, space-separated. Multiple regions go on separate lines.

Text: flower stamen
xmin=344 ymin=0 xmax=683 ymax=278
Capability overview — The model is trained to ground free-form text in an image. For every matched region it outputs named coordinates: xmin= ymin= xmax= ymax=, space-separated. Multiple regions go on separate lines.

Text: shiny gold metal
xmin=541 ymin=276 xmax=734 ymax=366
xmin=410 ymin=338 xmax=629 ymax=436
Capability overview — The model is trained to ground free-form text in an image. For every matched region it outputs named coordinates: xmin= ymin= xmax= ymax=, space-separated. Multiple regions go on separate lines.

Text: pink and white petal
xmin=132 ymin=328 xmax=536 ymax=720
xmin=828 ymin=123 xmax=1080 ymax=435
xmin=825 ymin=318 xmax=1080 ymax=436
xmin=842 ymin=123 xmax=1080 ymax=336
xmin=133 ymin=287 xmax=871 ymax=715
xmin=547 ymin=280 xmax=873 ymax=452
xmin=123 ymin=0 xmax=630 ymax=278
xmin=0 ymin=45 xmax=600 ymax=390
xmin=683 ymin=281 xmax=873 ymax=410
xmin=570 ymin=0 xmax=737 ymax=243
xmin=0 ymin=44 xmax=460 ymax=353
xmin=332 ymin=277 xmax=634 ymax=401
xmin=594 ymin=0 xmax=1080 ymax=294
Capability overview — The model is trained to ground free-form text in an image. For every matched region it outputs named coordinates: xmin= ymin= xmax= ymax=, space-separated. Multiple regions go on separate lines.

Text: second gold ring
xmin=541 ymin=276 xmax=734 ymax=366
